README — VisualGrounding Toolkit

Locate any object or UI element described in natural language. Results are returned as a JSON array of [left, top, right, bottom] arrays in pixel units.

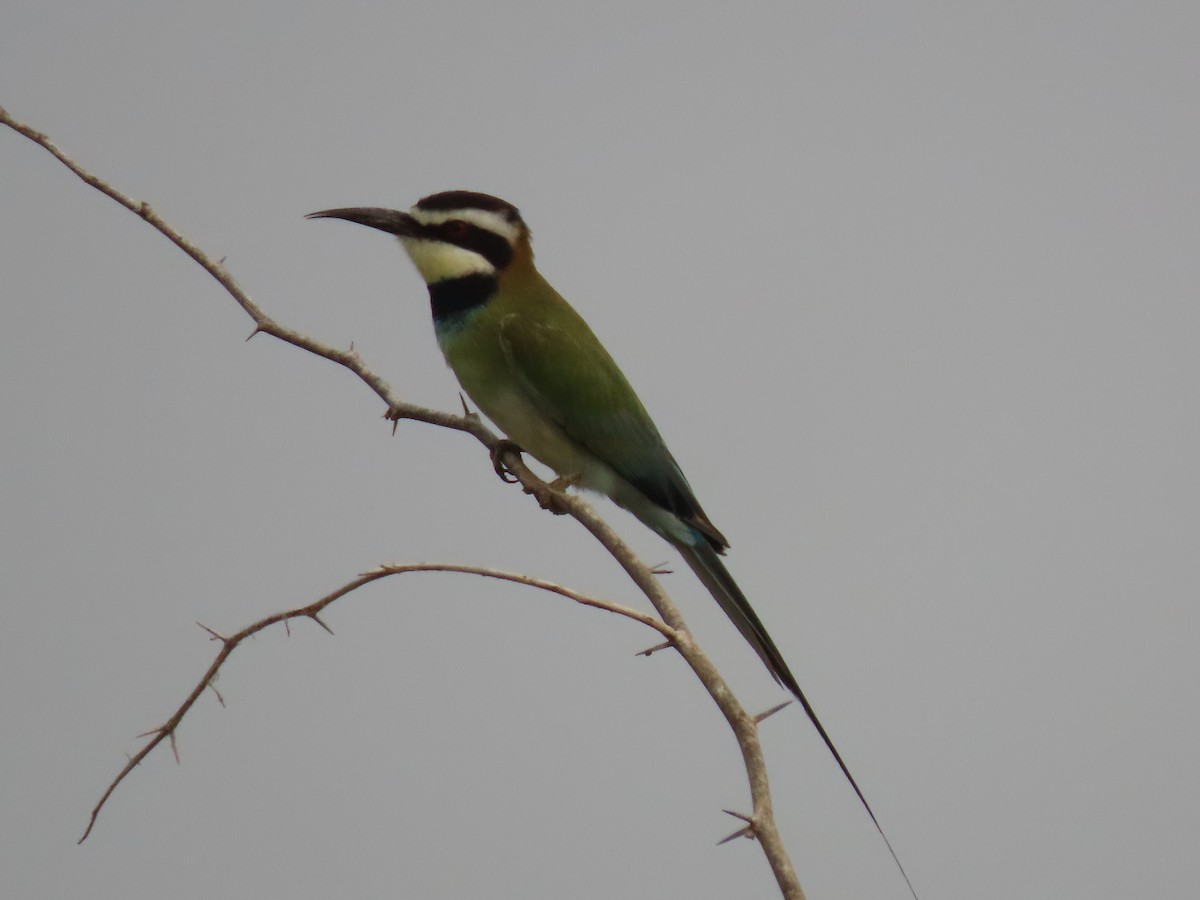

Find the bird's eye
[[442, 219, 470, 239]]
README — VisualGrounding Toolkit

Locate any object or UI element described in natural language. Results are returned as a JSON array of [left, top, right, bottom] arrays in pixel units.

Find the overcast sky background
[[2, 3, 1197, 898]]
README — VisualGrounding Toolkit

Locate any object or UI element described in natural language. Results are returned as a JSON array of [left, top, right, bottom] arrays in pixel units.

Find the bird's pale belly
[[474, 386, 618, 495]]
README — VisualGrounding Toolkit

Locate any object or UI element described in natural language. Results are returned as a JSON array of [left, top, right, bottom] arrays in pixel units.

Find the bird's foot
[[548, 472, 581, 492], [526, 472, 581, 515], [524, 480, 572, 515], [489, 439, 524, 483]]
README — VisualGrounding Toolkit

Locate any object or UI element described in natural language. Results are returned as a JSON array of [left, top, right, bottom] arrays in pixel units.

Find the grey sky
[[2, 2, 1198, 898]]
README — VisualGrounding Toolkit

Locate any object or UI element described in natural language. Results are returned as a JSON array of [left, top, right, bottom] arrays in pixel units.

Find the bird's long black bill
[[677, 541, 918, 899], [306, 207, 416, 236]]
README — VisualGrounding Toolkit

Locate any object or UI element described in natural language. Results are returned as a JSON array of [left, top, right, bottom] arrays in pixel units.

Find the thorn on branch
[[245, 325, 261, 342], [718, 824, 756, 845], [169, 731, 180, 764], [636, 640, 674, 658], [754, 700, 792, 724], [383, 404, 406, 435], [206, 681, 226, 707], [718, 809, 758, 845], [309, 611, 334, 635], [196, 622, 228, 644]]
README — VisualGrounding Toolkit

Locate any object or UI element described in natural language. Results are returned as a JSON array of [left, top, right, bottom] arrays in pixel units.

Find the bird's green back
[[451, 266, 725, 549]]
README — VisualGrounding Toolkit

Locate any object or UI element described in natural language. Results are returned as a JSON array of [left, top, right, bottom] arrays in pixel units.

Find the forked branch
[[2, 105, 805, 900]]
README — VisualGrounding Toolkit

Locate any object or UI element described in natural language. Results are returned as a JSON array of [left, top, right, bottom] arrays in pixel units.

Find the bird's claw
[[524, 481, 572, 515], [489, 442, 574, 514], [526, 472, 581, 515], [548, 472, 581, 492], [490, 439, 523, 483]]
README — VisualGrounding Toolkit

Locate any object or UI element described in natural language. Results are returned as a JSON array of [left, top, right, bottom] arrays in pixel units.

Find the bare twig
[[3, 106, 806, 900]]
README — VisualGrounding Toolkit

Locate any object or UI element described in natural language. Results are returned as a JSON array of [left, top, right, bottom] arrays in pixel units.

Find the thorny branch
[[77, 563, 674, 844], [2, 105, 806, 900]]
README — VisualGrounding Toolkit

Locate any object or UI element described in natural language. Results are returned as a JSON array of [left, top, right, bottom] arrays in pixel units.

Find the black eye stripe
[[428, 221, 514, 270]]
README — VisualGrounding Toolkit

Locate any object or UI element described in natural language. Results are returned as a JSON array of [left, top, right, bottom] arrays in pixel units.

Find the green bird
[[308, 192, 906, 877]]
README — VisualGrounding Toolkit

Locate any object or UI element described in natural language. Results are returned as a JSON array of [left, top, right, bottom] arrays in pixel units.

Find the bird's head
[[308, 190, 531, 285]]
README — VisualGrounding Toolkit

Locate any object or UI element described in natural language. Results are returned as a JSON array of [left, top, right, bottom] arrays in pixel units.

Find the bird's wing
[[498, 313, 724, 547]]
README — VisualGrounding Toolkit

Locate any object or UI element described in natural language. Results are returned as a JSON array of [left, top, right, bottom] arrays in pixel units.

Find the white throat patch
[[400, 237, 494, 283]]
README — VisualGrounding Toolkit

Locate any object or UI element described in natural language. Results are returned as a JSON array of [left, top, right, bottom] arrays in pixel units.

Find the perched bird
[[308, 193, 908, 886]]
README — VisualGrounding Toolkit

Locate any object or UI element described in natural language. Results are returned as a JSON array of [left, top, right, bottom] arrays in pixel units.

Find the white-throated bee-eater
[[309, 192, 912, 892]]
